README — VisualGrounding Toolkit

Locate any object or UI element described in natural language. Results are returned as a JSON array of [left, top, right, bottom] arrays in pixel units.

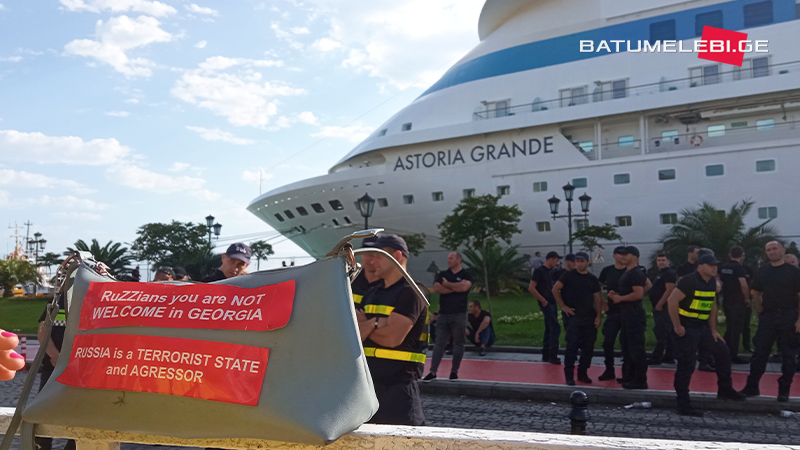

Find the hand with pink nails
[[0, 330, 25, 380]]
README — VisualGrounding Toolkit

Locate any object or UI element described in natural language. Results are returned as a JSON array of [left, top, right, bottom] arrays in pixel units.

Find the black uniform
[[202, 269, 226, 282], [719, 260, 749, 360], [351, 270, 381, 306], [531, 265, 560, 361], [649, 267, 678, 363], [558, 269, 601, 376], [742, 264, 755, 350], [676, 262, 698, 279], [617, 267, 648, 386], [359, 277, 428, 425], [744, 263, 800, 396], [598, 265, 626, 371], [673, 272, 734, 410]]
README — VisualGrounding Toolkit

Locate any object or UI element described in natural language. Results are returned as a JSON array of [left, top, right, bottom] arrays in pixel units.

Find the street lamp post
[[547, 183, 591, 254], [357, 193, 376, 229], [26, 232, 46, 295], [205, 215, 222, 244]]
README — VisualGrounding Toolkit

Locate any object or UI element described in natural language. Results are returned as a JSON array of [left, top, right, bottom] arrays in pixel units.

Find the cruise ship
[[248, 0, 800, 279]]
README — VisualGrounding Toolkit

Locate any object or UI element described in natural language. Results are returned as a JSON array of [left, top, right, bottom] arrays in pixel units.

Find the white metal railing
[[0, 407, 791, 450], [472, 60, 800, 121]]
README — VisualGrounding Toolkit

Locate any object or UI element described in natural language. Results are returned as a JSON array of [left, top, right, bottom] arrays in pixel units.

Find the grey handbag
[[8, 231, 380, 446]]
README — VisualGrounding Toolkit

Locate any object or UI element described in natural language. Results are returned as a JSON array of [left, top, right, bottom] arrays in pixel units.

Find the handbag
[[5, 230, 381, 447]]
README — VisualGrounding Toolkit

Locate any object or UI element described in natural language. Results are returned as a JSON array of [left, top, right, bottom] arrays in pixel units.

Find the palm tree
[[65, 239, 134, 279], [249, 240, 274, 271], [462, 244, 529, 297], [658, 200, 778, 266], [0, 258, 41, 297]]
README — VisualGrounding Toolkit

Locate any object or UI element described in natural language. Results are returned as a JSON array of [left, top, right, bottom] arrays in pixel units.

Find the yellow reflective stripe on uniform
[[420, 332, 429, 342], [352, 294, 363, 304], [679, 309, 710, 320], [363, 347, 426, 363], [55, 310, 67, 321], [694, 290, 715, 297], [689, 298, 714, 311], [363, 304, 395, 315]]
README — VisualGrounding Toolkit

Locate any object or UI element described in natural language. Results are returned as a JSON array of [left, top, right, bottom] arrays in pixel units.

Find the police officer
[[676, 245, 700, 279], [719, 246, 751, 364], [528, 251, 561, 364], [356, 234, 428, 425], [649, 252, 677, 365], [351, 235, 381, 306], [552, 252, 602, 386], [740, 241, 800, 402], [608, 246, 649, 390], [598, 246, 627, 381], [668, 254, 745, 416]]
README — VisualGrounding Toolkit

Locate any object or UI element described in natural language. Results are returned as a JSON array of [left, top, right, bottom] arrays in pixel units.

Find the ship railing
[[472, 60, 800, 121], [645, 119, 800, 155]]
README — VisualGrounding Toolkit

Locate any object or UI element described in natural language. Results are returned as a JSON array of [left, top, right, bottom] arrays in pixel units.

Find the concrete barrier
[[2, 407, 798, 450]]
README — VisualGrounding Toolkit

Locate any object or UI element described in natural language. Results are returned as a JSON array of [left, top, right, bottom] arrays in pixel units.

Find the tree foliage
[[399, 233, 426, 257], [462, 244, 529, 297], [570, 223, 622, 256], [438, 195, 523, 250], [65, 239, 134, 279], [0, 259, 41, 296], [249, 240, 275, 271], [658, 200, 778, 266], [131, 221, 210, 265], [38, 252, 64, 270]]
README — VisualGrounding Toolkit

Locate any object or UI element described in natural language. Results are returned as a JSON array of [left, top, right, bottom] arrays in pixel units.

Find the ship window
[[379, 129, 387, 136], [403, 195, 414, 204], [618, 136, 634, 147], [533, 181, 548, 192], [658, 169, 676, 180], [758, 206, 777, 219], [343, 216, 352, 224], [332, 218, 340, 226], [575, 219, 588, 231], [311, 203, 325, 213], [708, 125, 725, 137], [744, 1, 773, 28], [756, 119, 775, 130], [497, 185, 510, 196], [753, 57, 770, 77], [612, 80, 627, 99], [572, 178, 587, 188], [537, 222, 551, 232], [560, 86, 587, 107], [329, 199, 344, 210], [577, 141, 593, 153], [283, 210, 295, 219], [613, 173, 630, 185], [756, 159, 775, 172], [274, 213, 284, 222], [296, 206, 309, 216], [661, 213, 679, 225], [495, 100, 508, 118], [662, 130, 678, 139], [463, 189, 475, 199], [432, 191, 444, 201], [703, 65, 720, 85], [616, 216, 633, 227], [649, 19, 676, 43], [401, 123, 412, 132], [377, 198, 388, 207], [695, 10, 723, 36], [706, 164, 725, 176]]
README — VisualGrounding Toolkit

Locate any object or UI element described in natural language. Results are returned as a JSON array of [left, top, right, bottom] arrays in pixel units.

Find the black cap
[[613, 246, 627, 255], [565, 253, 576, 262], [155, 267, 175, 277], [361, 235, 379, 248], [698, 247, 715, 258], [173, 267, 187, 279], [575, 251, 590, 261], [226, 243, 252, 264], [545, 251, 560, 259], [625, 246, 640, 258], [698, 254, 721, 266], [375, 234, 409, 258]]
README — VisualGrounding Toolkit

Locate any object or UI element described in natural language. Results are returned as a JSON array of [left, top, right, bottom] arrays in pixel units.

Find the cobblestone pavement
[[2, 374, 799, 449]]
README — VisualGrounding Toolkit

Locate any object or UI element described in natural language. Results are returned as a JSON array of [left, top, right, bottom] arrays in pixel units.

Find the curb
[[417, 379, 800, 414]]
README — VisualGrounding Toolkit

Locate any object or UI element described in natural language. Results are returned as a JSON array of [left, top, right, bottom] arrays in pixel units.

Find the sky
[[0, 0, 484, 271]]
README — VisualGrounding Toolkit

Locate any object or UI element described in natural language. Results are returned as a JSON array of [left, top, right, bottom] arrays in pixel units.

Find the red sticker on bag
[[78, 280, 295, 331], [57, 334, 269, 406]]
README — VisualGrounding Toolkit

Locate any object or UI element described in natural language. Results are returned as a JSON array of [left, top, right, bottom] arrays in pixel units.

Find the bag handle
[[352, 247, 430, 307]]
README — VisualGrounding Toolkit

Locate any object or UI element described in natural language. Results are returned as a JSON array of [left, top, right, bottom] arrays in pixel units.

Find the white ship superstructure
[[248, 0, 800, 278]]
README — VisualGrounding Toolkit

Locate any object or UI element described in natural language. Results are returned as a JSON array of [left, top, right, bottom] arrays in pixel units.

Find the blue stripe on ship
[[421, 0, 797, 97]]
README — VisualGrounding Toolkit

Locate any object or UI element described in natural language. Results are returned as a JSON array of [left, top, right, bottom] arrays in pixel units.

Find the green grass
[[0, 297, 50, 334], [429, 292, 753, 350]]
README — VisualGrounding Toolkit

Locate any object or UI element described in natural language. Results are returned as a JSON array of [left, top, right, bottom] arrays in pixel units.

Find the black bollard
[[568, 390, 589, 435]]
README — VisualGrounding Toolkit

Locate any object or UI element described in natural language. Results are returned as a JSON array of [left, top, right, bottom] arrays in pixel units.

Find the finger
[[0, 331, 19, 351], [0, 366, 16, 381], [0, 350, 25, 372]]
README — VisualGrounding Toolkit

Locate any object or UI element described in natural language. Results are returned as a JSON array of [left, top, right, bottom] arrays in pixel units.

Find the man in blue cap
[[351, 235, 381, 306], [203, 243, 251, 282], [529, 251, 562, 364], [597, 246, 628, 381], [608, 246, 649, 389]]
